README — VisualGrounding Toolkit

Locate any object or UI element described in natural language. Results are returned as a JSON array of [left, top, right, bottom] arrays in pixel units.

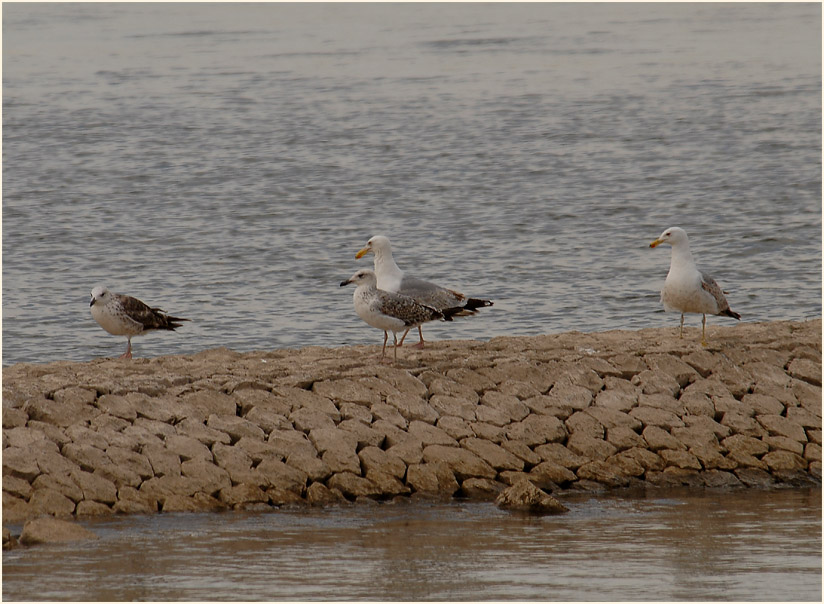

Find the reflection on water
[[3, 488, 821, 601]]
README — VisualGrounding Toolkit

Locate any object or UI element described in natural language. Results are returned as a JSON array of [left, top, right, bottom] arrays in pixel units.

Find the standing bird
[[89, 286, 189, 359], [355, 235, 492, 348], [340, 269, 460, 363], [649, 227, 740, 345]]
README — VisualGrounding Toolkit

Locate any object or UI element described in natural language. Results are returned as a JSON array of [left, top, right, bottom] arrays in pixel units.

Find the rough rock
[[495, 479, 569, 514], [0, 319, 819, 523], [19, 517, 98, 545]]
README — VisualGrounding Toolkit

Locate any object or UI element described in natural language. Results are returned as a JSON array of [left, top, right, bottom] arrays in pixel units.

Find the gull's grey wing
[[398, 274, 467, 311], [375, 289, 444, 327], [700, 272, 732, 313]]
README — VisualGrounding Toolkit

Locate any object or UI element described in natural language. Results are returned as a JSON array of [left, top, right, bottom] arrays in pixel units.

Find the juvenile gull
[[355, 235, 492, 348], [340, 269, 460, 363], [649, 227, 740, 345], [89, 286, 189, 359]]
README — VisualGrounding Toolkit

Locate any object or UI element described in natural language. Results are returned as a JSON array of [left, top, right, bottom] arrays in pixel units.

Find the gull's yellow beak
[[649, 238, 662, 248], [355, 246, 370, 259]]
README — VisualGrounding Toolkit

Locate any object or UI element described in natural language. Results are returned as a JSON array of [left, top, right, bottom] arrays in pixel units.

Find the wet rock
[[460, 477, 505, 500], [577, 461, 631, 487], [701, 470, 743, 488], [20, 517, 98, 545], [734, 468, 775, 488], [495, 479, 568, 514]]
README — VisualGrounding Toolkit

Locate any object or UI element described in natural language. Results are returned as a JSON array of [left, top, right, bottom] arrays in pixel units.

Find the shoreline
[[3, 319, 821, 529]]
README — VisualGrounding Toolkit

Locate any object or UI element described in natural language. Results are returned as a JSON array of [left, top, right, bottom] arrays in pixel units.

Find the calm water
[[2, 488, 821, 601], [2, 3, 821, 366]]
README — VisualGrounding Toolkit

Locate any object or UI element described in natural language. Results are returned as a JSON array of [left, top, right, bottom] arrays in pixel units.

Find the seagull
[[89, 286, 189, 359], [340, 269, 461, 363], [649, 227, 740, 345], [355, 235, 492, 348]]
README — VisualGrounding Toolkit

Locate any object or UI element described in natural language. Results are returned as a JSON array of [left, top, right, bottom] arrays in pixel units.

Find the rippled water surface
[[2, 3, 821, 365], [2, 488, 821, 601]]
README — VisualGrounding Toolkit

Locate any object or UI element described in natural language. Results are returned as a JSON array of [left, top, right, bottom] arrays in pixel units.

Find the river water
[[2, 3, 821, 366], [2, 487, 821, 601]]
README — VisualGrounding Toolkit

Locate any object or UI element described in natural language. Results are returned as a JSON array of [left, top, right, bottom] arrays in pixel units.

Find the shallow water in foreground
[[3, 487, 821, 601]]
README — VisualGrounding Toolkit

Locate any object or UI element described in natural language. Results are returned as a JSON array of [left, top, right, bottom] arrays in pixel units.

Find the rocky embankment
[[3, 320, 821, 527]]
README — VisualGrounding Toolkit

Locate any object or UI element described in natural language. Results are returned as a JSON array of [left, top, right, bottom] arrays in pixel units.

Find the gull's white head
[[650, 226, 689, 248], [355, 235, 392, 259], [90, 285, 111, 307], [340, 268, 378, 288]]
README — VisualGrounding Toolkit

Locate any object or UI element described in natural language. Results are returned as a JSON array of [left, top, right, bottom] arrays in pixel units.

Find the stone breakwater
[[2, 320, 821, 524]]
